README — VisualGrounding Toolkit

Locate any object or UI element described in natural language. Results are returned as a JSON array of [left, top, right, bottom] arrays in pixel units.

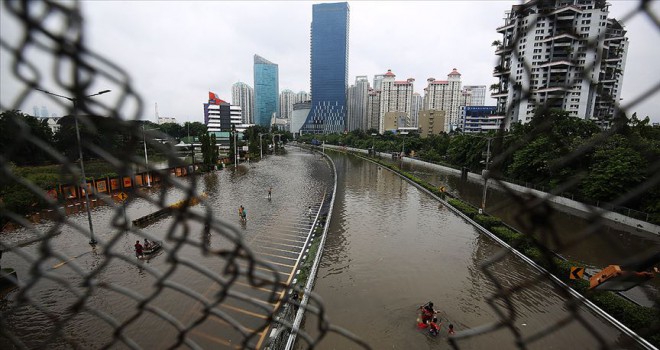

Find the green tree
[[0, 110, 54, 165], [506, 110, 600, 187], [184, 121, 207, 138], [581, 135, 647, 202], [159, 122, 184, 140]]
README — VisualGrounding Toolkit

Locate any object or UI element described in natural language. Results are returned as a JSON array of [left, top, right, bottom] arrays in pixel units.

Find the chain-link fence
[[1, 0, 659, 349]]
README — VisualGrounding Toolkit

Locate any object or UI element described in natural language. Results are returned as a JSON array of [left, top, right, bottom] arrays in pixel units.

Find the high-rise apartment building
[[493, 0, 628, 127], [347, 76, 369, 131], [232, 82, 254, 124], [253, 54, 279, 127], [461, 85, 487, 107], [378, 69, 414, 134], [367, 89, 381, 132], [423, 68, 462, 130], [295, 91, 310, 104], [302, 2, 350, 134], [411, 92, 423, 128], [279, 89, 296, 120], [373, 74, 386, 91]]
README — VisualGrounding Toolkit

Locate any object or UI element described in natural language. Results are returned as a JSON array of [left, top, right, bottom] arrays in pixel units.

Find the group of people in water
[[417, 302, 455, 337], [134, 238, 157, 258], [238, 205, 247, 222]]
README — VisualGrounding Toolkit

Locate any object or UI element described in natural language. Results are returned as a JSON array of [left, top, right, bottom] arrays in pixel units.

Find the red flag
[[208, 91, 226, 105]]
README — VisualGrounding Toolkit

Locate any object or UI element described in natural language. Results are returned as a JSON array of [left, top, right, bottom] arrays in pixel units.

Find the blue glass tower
[[253, 54, 279, 127], [302, 2, 350, 134]]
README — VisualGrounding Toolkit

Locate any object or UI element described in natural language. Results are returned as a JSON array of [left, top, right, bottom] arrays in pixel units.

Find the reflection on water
[[392, 159, 660, 307], [304, 152, 641, 349]]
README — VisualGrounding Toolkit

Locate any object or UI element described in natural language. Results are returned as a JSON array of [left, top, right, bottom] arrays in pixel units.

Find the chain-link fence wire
[[0, 1, 369, 349], [1, 0, 660, 349], [444, 0, 660, 348]]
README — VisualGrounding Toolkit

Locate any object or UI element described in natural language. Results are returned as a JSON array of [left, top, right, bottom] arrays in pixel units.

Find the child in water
[[428, 317, 441, 336], [448, 324, 455, 335]]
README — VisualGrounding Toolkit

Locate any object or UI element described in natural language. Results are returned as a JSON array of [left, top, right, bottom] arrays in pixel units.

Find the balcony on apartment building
[[493, 65, 511, 77], [495, 45, 513, 55], [491, 89, 509, 98], [542, 31, 579, 43]]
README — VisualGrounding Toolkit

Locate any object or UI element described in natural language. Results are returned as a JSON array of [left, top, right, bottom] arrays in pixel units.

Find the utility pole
[[142, 124, 151, 187], [36, 88, 111, 246], [234, 130, 238, 168], [480, 137, 493, 214]]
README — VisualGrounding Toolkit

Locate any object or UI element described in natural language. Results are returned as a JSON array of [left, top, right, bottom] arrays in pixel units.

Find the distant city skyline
[[1, 1, 657, 124]]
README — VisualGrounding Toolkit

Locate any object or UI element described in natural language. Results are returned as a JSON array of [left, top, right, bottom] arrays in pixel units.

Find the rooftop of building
[[254, 54, 277, 66]]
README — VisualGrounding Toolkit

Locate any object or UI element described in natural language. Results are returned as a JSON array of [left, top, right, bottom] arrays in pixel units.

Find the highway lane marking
[[253, 245, 300, 256], [252, 236, 305, 245], [232, 262, 291, 277], [263, 230, 308, 238], [50, 251, 92, 270], [206, 285, 278, 308], [220, 304, 268, 319], [205, 315, 258, 334], [259, 259, 295, 269], [190, 329, 235, 347], [256, 251, 298, 262], [250, 240, 303, 250]]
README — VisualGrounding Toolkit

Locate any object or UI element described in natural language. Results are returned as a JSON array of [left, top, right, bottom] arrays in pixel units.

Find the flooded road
[[0, 148, 332, 349], [392, 158, 660, 307], [0, 147, 652, 349], [304, 151, 644, 349]]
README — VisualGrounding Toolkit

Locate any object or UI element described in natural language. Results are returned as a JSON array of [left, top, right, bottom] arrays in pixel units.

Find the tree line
[[300, 110, 660, 224]]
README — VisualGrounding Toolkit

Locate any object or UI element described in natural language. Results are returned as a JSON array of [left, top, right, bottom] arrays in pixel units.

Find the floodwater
[[303, 152, 645, 349], [0, 147, 652, 349], [393, 158, 660, 307], [0, 148, 332, 349]]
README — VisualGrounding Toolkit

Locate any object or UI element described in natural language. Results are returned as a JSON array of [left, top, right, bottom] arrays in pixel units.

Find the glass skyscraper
[[302, 2, 350, 134], [253, 54, 279, 127]]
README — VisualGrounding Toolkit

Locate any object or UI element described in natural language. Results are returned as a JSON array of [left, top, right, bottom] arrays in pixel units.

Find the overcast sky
[[1, 1, 659, 124]]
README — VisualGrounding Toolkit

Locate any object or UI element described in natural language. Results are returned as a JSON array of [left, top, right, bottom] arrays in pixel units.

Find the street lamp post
[[400, 131, 409, 158], [142, 125, 151, 187], [36, 88, 111, 246], [234, 130, 238, 168], [480, 137, 493, 214], [259, 133, 264, 159], [371, 133, 377, 156]]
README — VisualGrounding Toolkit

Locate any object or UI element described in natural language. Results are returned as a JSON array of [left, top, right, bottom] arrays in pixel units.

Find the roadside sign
[[117, 192, 128, 202], [570, 266, 584, 280]]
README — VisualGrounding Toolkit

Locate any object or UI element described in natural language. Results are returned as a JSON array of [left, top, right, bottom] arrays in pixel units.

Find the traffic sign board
[[570, 266, 584, 280], [117, 192, 128, 202]]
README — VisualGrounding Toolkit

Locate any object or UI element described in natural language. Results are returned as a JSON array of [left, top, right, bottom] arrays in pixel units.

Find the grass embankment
[[294, 217, 325, 289], [350, 151, 659, 347]]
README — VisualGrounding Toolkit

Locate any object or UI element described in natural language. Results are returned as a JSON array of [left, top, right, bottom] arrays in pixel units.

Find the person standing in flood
[[135, 240, 143, 258]]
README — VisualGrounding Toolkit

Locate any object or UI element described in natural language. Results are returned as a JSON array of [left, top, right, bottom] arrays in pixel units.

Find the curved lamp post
[[36, 88, 111, 246]]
